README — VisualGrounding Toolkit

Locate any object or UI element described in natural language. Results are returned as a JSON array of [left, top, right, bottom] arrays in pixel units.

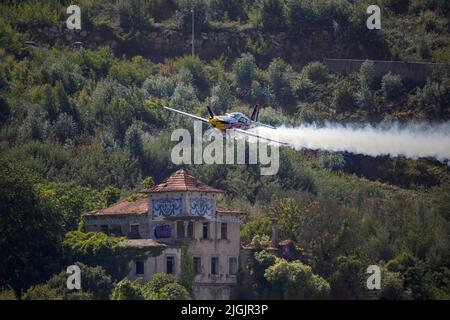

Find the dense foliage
[[0, 0, 449, 300]]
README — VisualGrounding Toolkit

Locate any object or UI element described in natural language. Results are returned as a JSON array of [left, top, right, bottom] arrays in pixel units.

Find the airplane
[[162, 104, 288, 145]]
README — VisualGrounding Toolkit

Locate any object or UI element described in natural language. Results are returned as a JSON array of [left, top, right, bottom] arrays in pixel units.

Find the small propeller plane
[[163, 104, 288, 145]]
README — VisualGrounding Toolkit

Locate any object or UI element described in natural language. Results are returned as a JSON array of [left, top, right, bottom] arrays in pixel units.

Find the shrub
[[177, 0, 207, 32], [20, 104, 50, 141], [318, 151, 345, 171], [142, 75, 175, 98], [0, 18, 26, 56], [356, 83, 375, 110], [145, 273, 176, 293], [257, 106, 289, 126], [359, 60, 377, 89], [285, 0, 317, 37], [250, 80, 269, 105], [118, 0, 153, 31], [43, 54, 85, 94], [381, 72, 404, 101], [264, 258, 331, 299], [240, 218, 272, 243], [295, 77, 314, 102], [176, 55, 210, 99], [0, 287, 16, 300], [80, 47, 114, 80], [267, 58, 294, 108], [209, 0, 246, 21], [46, 262, 113, 300], [54, 113, 78, 143], [301, 62, 329, 83], [417, 38, 432, 60], [416, 79, 450, 116], [260, 0, 286, 32], [169, 83, 199, 112], [385, 0, 410, 15], [111, 279, 144, 300], [109, 56, 153, 87], [125, 123, 144, 158], [22, 284, 62, 300], [208, 77, 233, 113], [332, 79, 356, 113], [158, 283, 191, 300], [233, 53, 257, 98]]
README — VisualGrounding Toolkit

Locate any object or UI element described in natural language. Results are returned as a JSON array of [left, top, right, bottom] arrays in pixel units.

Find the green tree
[[101, 186, 121, 206], [0, 158, 63, 292], [267, 58, 294, 109], [301, 62, 329, 83], [22, 284, 63, 300], [176, 55, 210, 99], [332, 79, 356, 113], [381, 72, 404, 102], [0, 286, 16, 300], [118, 0, 153, 31], [158, 283, 191, 300], [208, 77, 233, 114], [180, 245, 195, 292], [125, 123, 144, 158], [265, 258, 330, 299], [111, 278, 144, 300], [63, 231, 165, 280], [260, 0, 286, 32], [177, 0, 207, 32], [379, 270, 411, 300], [233, 53, 257, 99], [330, 254, 367, 299], [359, 60, 377, 89], [46, 262, 113, 300], [210, 0, 246, 21]]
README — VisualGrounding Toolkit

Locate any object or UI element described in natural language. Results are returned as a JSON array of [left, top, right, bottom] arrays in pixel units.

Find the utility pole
[[191, 7, 195, 56]]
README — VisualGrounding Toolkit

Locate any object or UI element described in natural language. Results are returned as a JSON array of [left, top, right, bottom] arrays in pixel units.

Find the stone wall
[[31, 23, 354, 68]]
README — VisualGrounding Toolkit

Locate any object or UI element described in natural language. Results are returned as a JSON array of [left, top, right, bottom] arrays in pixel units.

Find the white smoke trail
[[249, 122, 450, 162]]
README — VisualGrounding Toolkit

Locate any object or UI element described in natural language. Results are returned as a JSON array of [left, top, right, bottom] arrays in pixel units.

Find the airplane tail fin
[[250, 104, 261, 121], [207, 106, 215, 119]]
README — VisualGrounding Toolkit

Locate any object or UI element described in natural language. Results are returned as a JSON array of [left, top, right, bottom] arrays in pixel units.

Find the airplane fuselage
[[208, 112, 253, 131]]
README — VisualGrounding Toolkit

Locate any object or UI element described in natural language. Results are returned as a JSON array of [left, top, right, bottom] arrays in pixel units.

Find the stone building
[[82, 169, 244, 300]]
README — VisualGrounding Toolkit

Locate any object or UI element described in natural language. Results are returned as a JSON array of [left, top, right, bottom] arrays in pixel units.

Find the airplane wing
[[232, 128, 288, 146], [163, 106, 209, 124]]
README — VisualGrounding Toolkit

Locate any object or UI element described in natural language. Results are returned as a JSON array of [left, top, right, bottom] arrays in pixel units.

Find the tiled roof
[[216, 207, 245, 215], [82, 197, 148, 217], [143, 169, 224, 194]]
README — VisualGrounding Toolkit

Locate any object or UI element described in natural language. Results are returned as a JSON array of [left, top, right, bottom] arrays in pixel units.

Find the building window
[[202, 223, 209, 240], [135, 260, 144, 275], [229, 257, 238, 275], [187, 221, 194, 238], [193, 257, 201, 274], [166, 256, 174, 274], [109, 225, 122, 236], [100, 225, 109, 234], [211, 257, 219, 275], [221, 223, 228, 240], [176, 221, 185, 239], [129, 224, 140, 239]]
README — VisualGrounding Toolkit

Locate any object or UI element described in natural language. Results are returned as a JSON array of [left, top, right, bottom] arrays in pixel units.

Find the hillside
[[0, 0, 449, 300]]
